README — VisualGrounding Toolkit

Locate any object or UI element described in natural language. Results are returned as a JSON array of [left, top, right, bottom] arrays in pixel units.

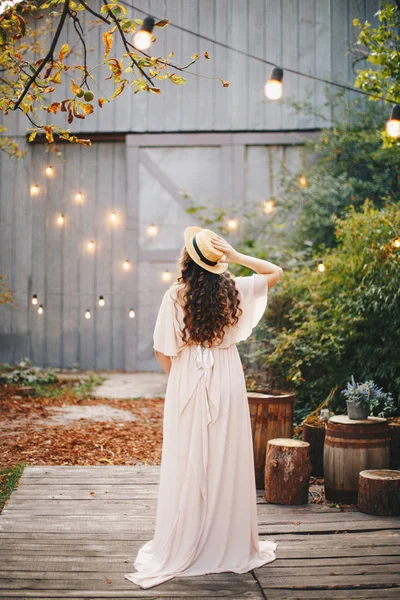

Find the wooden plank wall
[[0, 0, 381, 138]]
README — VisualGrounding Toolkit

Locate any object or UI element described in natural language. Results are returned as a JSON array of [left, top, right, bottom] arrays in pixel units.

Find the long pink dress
[[124, 273, 277, 588]]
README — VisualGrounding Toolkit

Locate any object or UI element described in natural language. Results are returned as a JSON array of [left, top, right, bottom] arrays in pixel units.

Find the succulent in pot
[[341, 375, 393, 420]]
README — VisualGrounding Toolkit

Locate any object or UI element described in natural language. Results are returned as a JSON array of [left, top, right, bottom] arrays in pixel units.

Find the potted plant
[[341, 375, 394, 420]]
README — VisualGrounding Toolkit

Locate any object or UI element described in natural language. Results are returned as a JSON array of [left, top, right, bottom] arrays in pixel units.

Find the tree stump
[[358, 470, 400, 516], [264, 438, 312, 505], [302, 422, 326, 477]]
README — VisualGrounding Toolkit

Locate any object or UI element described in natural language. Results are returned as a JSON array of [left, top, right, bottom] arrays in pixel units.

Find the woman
[[124, 226, 283, 589]]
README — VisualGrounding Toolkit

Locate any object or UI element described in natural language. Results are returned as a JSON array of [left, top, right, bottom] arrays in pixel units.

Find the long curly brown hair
[[174, 247, 243, 347]]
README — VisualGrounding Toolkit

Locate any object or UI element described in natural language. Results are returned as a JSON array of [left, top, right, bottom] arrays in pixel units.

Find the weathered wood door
[[126, 132, 308, 371]]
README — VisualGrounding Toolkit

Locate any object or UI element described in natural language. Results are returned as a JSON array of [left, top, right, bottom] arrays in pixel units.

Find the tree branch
[[101, 0, 154, 87], [78, 0, 111, 25], [13, 0, 70, 110]]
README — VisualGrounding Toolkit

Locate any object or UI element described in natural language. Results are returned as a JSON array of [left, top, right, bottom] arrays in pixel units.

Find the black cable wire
[[120, 0, 398, 106]]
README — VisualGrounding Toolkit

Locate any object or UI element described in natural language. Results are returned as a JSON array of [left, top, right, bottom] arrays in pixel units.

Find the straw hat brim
[[184, 226, 229, 274]]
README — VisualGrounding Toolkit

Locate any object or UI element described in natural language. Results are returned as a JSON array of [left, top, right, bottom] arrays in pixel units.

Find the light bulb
[[393, 238, 400, 248], [38, 304, 44, 314], [317, 260, 325, 272], [45, 165, 54, 177], [57, 213, 65, 225], [75, 192, 83, 202], [31, 294, 38, 305], [110, 211, 117, 222], [386, 104, 400, 139], [30, 184, 39, 196], [133, 30, 153, 50], [87, 240, 95, 250], [386, 119, 400, 139], [129, 308, 136, 318], [227, 218, 238, 230], [85, 309, 91, 319], [263, 199, 275, 214], [147, 224, 159, 237], [162, 270, 172, 282], [264, 66, 283, 100], [299, 176, 307, 188], [98, 295, 105, 306], [123, 259, 131, 270]]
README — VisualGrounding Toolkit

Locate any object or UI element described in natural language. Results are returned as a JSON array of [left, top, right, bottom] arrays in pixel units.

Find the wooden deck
[[0, 465, 399, 599]]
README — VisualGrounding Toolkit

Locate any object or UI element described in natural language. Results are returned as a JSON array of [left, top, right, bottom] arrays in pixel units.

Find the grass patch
[[0, 463, 25, 513]]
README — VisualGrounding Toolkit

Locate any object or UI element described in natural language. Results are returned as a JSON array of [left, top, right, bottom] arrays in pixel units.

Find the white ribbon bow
[[195, 345, 214, 424]]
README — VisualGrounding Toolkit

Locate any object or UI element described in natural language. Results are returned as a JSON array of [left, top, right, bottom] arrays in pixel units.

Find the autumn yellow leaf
[[219, 77, 230, 87], [154, 19, 170, 28], [47, 102, 61, 114], [58, 43, 69, 62], [103, 30, 114, 61], [110, 82, 125, 100], [28, 131, 37, 142], [148, 87, 161, 94], [203, 52, 210, 59]]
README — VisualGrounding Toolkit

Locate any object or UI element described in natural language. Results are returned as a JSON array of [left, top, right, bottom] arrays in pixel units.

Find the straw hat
[[184, 226, 228, 274]]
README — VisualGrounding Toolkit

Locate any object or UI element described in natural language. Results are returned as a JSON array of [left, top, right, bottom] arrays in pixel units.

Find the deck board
[[0, 466, 399, 598]]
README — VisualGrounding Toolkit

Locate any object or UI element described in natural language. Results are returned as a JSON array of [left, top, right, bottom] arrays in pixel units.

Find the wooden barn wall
[[0, 0, 381, 138], [0, 133, 309, 370]]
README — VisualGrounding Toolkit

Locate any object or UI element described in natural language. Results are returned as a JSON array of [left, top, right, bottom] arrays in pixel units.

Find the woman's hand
[[210, 234, 239, 264]]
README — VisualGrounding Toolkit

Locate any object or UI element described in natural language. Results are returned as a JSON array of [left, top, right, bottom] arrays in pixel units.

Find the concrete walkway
[[93, 371, 168, 399]]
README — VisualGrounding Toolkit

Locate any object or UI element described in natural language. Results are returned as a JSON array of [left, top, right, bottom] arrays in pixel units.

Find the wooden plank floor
[[0, 466, 399, 599]]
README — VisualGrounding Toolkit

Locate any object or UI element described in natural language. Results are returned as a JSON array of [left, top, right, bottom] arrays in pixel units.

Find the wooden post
[[302, 422, 325, 477], [358, 470, 400, 516], [264, 438, 312, 505]]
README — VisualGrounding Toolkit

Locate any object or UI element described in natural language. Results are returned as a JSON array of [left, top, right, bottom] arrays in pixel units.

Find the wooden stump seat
[[264, 438, 311, 505], [358, 469, 400, 516]]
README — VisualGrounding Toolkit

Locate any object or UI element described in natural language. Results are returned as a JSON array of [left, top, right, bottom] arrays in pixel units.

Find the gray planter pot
[[346, 399, 369, 420]]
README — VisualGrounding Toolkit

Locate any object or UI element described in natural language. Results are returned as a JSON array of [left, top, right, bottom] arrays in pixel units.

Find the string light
[[317, 259, 325, 272], [264, 67, 283, 100], [129, 308, 136, 318], [45, 165, 54, 177], [110, 211, 117, 223], [146, 224, 159, 237], [30, 184, 39, 196], [386, 104, 400, 139], [162, 270, 172, 282], [123, 259, 131, 270], [98, 295, 105, 306], [263, 199, 275, 214], [227, 218, 238, 230], [85, 309, 91, 319], [31, 294, 38, 305], [393, 237, 400, 248], [38, 304, 44, 314], [87, 240, 95, 250], [75, 192, 83, 202], [57, 213, 65, 225], [133, 15, 155, 50], [299, 176, 308, 188]]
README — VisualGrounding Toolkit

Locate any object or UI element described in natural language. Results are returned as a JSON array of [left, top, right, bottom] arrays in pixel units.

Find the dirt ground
[[0, 380, 164, 468]]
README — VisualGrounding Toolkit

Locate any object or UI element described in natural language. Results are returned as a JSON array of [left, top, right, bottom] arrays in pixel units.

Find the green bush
[[252, 200, 400, 414]]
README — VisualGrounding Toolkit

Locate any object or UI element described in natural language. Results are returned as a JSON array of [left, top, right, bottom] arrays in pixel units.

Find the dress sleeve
[[153, 288, 182, 357], [231, 273, 268, 343]]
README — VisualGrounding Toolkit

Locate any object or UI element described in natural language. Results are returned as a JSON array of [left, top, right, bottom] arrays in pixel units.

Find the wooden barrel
[[302, 422, 326, 477], [324, 415, 391, 503], [248, 392, 294, 489]]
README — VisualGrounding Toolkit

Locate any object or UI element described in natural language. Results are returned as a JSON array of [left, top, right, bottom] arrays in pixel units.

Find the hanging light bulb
[[299, 176, 308, 188], [87, 240, 95, 250], [133, 15, 155, 51], [263, 199, 275, 214], [110, 211, 117, 223], [129, 308, 136, 318], [30, 184, 39, 196], [393, 237, 400, 248], [98, 295, 105, 307], [386, 104, 400, 139], [31, 294, 38, 305], [227, 218, 238, 230], [317, 259, 325, 272], [123, 259, 131, 270], [162, 270, 172, 282], [75, 192, 83, 202], [85, 309, 91, 319], [147, 224, 159, 237], [57, 213, 65, 225], [38, 304, 44, 314], [264, 67, 283, 100], [45, 165, 54, 177]]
